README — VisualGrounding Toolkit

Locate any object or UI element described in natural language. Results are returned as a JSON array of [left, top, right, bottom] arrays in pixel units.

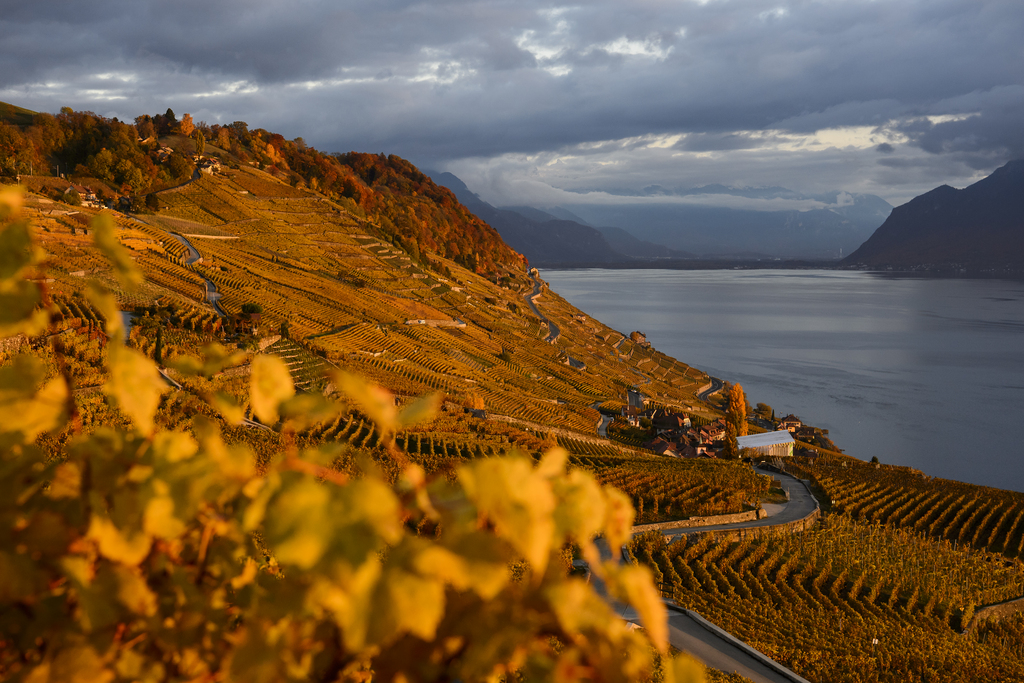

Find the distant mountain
[[554, 188, 892, 260], [843, 160, 1024, 271], [426, 172, 693, 265]]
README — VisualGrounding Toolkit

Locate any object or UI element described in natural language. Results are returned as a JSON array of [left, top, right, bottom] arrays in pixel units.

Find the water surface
[[543, 269, 1024, 492]]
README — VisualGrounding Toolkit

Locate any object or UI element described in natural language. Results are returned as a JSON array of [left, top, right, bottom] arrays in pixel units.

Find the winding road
[[662, 467, 818, 543], [697, 376, 724, 401], [524, 275, 560, 343], [167, 233, 226, 317]]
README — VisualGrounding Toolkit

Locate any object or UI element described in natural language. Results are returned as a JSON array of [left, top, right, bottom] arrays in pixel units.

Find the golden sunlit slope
[[25, 164, 715, 436]]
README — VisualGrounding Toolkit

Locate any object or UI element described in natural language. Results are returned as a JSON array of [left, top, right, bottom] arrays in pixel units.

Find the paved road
[[662, 468, 818, 543], [697, 376, 724, 401], [167, 233, 226, 316], [524, 275, 560, 343]]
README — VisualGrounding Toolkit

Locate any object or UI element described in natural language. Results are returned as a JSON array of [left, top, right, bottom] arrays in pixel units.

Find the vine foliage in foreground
[[0, 187, 703, 682]]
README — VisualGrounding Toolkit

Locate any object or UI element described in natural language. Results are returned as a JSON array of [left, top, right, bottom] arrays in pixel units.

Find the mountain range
[[425, 171, 694, 266], [429, 171, 894, 263], [844, 159, 1024, 271]]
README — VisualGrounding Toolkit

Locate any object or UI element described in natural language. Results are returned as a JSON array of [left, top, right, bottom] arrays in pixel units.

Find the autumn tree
[[727, 383, 748, 436], [179, 112, 194, 137]]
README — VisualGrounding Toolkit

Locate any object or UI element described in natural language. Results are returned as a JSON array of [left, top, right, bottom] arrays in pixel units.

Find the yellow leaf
[[143, 494, 187, 540], [92, 213, 143, 290], [230, 558, 259, 589], [552, 468, 606, 543], [665, 653, 706, 683], [85, 282, 124, 341], [280, 392, 343, 431], [105, 344, 168, 435], [48, 645, 115, 683], [109, 564, 158, 616], [46, 462, 82, 499], [151, 430, 198, 463], [608, 563, 668, 653], [211, 390, 244, 425], [88, 515, 152, 566], [0, 355, 68, 441], [0, 280, 48, 338], [334, 371, 397, 434], [602, 485, 635, 553], [251, 354, 294, 425], [0, 214, 40, 282], [0, 184, 24, 219], [536, 447, 568, 479], [458, 456, 556, 576], [396, 392, 440, 429]]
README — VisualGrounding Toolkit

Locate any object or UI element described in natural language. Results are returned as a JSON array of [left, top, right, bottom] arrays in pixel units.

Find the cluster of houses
[[620, 388, 800, 459]]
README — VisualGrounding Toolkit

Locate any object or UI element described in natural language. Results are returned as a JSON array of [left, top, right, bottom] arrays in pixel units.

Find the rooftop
[[737, 430, 796, 448]]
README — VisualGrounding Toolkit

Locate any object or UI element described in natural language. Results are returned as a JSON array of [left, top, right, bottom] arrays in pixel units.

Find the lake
[[542, 269, 1024, 493]]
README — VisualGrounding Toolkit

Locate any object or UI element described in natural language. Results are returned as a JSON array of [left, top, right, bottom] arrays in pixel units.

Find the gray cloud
[[0, 0, 1020, 204]]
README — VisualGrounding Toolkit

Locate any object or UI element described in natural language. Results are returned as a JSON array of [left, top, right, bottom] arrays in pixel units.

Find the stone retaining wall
[[633, 509, 767, 533], [686, 506, 821, 544]]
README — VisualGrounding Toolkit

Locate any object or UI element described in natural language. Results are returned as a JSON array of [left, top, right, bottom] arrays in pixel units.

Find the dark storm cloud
[[1, 0, 1021, 201]]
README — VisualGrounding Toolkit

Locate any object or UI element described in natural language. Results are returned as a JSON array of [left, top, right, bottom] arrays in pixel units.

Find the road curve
[[661, 467, 818, 543], [697, 376, 724, 401], [167, 233, 226, 317], [524, 275, 560, 343]]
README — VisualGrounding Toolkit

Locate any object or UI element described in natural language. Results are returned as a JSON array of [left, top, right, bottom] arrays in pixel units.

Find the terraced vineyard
[[633, 513, 1024, 682], [791, 458, 1024, 558]]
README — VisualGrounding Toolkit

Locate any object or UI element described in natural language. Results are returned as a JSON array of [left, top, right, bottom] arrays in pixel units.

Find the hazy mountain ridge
[[844, 159, 1024, 270], [427, 171, 693, 264]]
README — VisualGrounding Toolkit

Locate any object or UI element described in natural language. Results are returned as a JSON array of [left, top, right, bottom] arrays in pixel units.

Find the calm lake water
[[542, 269, 1024, 493]]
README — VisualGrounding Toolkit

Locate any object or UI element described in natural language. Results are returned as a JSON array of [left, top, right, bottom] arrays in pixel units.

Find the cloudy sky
[[2, 0, 1021, 207]]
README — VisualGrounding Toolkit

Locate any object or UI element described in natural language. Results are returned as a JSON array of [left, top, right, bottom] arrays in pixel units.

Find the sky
[[2, 0, 1022, 208]]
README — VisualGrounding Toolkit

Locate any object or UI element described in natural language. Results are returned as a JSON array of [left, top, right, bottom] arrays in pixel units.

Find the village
[[617, 387, 834, 460]]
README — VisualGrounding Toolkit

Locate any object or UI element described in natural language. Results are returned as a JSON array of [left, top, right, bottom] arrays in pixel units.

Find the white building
[[737, 430, 795, 458]]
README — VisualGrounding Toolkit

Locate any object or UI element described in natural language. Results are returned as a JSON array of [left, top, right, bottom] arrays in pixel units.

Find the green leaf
[[250, 354, 294, 425], [105, 344, 168, 435], [92, 213, 143, 290]]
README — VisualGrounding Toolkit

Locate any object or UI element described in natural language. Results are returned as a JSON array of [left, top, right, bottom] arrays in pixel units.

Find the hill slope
[[843, 160, 1024, 270]]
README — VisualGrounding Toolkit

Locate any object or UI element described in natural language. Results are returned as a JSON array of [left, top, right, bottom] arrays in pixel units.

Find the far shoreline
[[537, 260, 1024, 279]]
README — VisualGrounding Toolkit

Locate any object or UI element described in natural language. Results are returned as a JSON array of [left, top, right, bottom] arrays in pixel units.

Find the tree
[[193, 129, 205, 157], [179, 112, 194, 137], [241, 302, 263, 315], [721, 422, 739, 459], [727, 383, 748, 436]]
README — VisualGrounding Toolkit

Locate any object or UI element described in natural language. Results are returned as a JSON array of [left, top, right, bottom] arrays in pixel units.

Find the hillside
[[844, 160, 1024, 271], [5, 104, 1024, 683]]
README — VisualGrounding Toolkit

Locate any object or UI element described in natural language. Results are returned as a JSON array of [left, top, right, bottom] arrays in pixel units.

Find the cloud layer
[[2, 0, 1021, 205]]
